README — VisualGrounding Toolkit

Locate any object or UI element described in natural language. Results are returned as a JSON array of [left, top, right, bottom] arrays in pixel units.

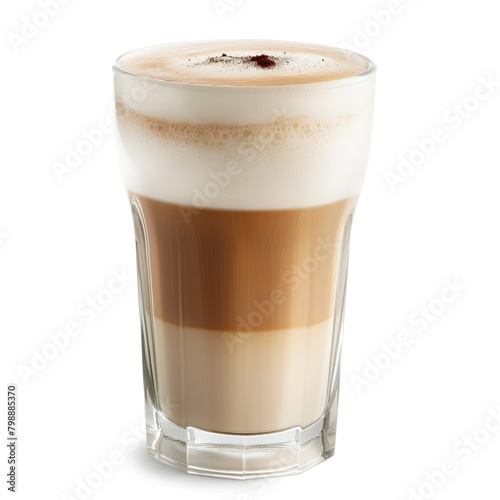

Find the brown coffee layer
[[132, 194, 356, 331]]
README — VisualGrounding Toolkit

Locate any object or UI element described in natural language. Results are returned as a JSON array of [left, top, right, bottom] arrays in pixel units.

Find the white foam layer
[[113, 41, 376, 209]]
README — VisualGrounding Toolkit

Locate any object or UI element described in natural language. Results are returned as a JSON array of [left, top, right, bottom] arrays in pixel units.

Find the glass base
[[146, 403, 338, 479]]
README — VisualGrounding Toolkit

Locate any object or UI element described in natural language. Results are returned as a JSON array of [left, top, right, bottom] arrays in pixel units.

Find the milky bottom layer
[[153, 317, 335, 434]]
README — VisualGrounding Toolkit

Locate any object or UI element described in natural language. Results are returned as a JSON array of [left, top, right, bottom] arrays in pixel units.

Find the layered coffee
[[129, 193, 355, 433], [114, 41, 375, 435]]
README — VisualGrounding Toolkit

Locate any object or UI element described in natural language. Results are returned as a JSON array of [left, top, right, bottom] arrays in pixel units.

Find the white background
[[2, 0, 500, 498]]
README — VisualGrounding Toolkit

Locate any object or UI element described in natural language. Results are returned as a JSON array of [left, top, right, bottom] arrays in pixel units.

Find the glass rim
[[112, 39, 376, 91]]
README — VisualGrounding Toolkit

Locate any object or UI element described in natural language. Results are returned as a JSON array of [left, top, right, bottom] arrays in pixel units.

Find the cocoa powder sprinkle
[[249, 54, 276, 68], [203, 53, 278, 69]]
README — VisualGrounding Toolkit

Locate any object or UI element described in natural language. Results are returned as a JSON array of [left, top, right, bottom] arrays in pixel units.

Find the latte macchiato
[[113, 40, 375, 477]]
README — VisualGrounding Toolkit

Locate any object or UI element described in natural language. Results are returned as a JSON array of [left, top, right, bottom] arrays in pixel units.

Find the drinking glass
[[113, 42, 376, 479]]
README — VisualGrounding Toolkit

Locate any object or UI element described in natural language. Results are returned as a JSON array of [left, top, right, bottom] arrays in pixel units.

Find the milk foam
[[116, 40, 369, 86], [113, 41, 376, 209]]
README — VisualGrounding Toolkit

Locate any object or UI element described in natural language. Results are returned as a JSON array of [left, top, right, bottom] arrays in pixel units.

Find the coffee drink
[[113, 40, 375, 477]]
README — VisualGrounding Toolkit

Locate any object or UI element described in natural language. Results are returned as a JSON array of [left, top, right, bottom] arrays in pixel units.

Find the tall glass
[[113, 41, 376, 479]]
